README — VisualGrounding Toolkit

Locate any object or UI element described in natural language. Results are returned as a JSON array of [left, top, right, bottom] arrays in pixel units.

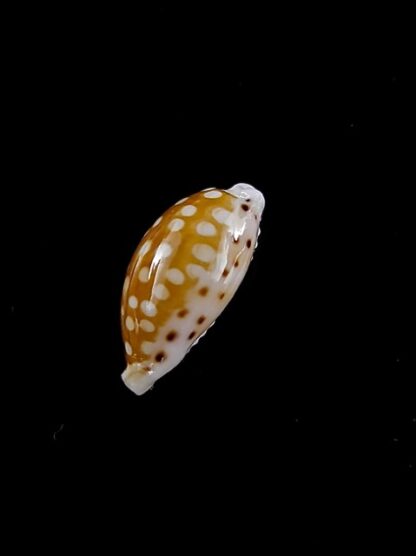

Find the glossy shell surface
[[121, 183, 265, 395]]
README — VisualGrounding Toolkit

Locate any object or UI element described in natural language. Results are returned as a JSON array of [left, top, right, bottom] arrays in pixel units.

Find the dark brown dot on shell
[[198, 287, 209, 296], [222, 269, 229, 277], [234, 259, 239, 267], [166, 331, 177, 341], [155, 351, 166, 363], [246, 239, 252, 248], [188, 331, 196, 340], [241, 204, 249, 211], [219, 292, 225, 299], [233, 236, 240, 244], [178, 309, 189, 318], [197, 316, 206, 324]]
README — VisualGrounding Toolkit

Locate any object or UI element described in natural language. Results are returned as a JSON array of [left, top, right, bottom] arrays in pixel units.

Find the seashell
[[121, 183, 265, 395]]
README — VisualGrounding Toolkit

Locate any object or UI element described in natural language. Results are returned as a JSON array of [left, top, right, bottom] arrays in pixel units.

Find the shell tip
[[121, 363, 155, 396], [227, 183, 265, 215]]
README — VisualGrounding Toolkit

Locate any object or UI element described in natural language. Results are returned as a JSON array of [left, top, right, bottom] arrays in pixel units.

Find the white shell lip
[[227, 183, 265, 216]]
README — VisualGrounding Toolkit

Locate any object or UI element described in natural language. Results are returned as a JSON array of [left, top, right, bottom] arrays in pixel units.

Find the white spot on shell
[[138, 266, 150, 283], [186, 263, 207, 279], [152, 216, 162, 228], [212, 207, 231, 224], [166, 268, 185, 285], [154, 283, 170, 300], [125, 316, 135, 331], [141, 341, 155, 355], [196, 221, 217, 236], [168, 218, 185, 232], [128, 295, 138, 309], [125, 341, 133, 356], [139, 319, 155, 333], [192, 243, 216, 263], [204, 190, 223, 199], [155, 241, 173, 259], [181, 205, 197, 217], [140, 300, 157, 317], [139, 240, 152, 257]]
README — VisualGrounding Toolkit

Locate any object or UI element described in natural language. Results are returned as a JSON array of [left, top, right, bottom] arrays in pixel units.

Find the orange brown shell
[[121, 184, 265, 395]]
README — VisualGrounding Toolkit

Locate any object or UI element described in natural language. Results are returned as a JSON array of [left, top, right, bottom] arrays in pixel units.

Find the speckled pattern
[[121, 183, 265, 395]]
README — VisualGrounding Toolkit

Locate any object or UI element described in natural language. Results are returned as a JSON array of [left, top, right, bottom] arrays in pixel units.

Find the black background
[[6, 4, 414, 544]]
